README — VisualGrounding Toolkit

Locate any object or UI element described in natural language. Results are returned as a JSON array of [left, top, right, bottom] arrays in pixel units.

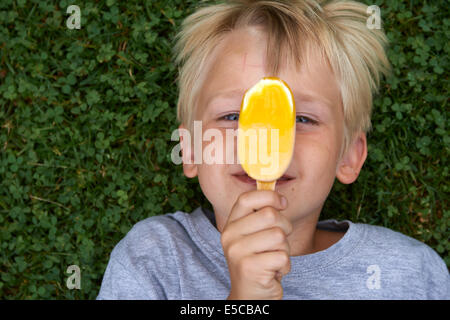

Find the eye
[[296, 115, 318, 125], [219, 113, 239, 121]]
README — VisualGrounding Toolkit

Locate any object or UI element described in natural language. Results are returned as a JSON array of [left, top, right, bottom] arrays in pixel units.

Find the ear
[[179, 124, 198, 178], [336, 132, 367, 184]]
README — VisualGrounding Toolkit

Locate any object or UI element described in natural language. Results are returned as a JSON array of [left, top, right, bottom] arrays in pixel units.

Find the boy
[[97, 0, 449, 299]]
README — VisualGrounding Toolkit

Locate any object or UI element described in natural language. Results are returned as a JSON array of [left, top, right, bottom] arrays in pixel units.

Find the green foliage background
[[0, 0, 448, 299]]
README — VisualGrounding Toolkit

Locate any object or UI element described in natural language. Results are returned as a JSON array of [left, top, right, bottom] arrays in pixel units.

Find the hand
[[221, 190, 292, 300]]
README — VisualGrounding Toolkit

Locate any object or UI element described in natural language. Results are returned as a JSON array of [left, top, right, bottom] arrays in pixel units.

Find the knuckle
[[268, 191, 279, 202], [262, 192, 279, 209], [237, 192, 251, 206], [271, 227, 286, 243], [226, 240, 241, 258], [262, 207, 278, 224], [278, 251, 290, 266], [259, 278, 283, 299], [258, 275, 272, 289]]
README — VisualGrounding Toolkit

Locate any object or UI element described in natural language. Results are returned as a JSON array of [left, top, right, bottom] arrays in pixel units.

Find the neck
[[286, 213, 320, 256]]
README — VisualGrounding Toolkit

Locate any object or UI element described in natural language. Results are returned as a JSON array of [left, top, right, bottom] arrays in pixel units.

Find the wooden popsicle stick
[[256, 180, 276, 191]]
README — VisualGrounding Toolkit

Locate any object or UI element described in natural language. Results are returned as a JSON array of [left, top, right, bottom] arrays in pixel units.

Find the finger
[[275, 271, 283, 282], [227, 190, 288, 225], [226, 206, 293, 240], [228, 227, 290, 258], [249, 250, 291, 276]]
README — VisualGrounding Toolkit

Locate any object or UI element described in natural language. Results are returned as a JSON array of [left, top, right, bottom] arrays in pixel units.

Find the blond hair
[[172, 0, 391, 158]]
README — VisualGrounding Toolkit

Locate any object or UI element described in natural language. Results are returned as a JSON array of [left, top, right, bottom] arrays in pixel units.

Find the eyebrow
[[205, 89, 245, 114], [206, 89, 245, 109], [292, 91, 333, 110]]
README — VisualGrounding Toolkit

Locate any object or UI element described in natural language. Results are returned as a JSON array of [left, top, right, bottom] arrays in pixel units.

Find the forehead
[[196, 26, 341, 117]]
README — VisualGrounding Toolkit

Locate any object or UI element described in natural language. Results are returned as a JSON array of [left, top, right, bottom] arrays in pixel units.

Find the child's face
[[181, 26, 367, 231]]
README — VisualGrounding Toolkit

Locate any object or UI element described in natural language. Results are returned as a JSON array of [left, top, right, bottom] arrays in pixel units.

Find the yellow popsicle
[[238, 77, 296, 191]]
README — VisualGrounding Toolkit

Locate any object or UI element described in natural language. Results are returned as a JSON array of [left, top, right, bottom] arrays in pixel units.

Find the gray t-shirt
[[97, 207, 449, 299]]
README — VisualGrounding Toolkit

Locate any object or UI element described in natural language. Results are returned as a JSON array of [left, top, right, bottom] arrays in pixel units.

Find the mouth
[[232, 172, 295, 186]]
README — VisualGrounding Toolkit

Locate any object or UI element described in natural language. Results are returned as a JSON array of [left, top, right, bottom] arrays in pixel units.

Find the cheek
[[225, 131, 239, 164], [200, 126, 239, 165], [197, 164, 226, 201], [293, 132, 339, 181], [196, 127, 232, 200]]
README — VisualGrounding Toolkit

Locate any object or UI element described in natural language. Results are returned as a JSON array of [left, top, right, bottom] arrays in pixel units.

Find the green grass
[[0, 0, 448, 299]]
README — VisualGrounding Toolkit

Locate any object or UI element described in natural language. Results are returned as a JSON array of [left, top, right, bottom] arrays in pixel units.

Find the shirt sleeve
[[96, 241, 167, 300], [96, 217, 181, 300], [421, 244, 450, 299]]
